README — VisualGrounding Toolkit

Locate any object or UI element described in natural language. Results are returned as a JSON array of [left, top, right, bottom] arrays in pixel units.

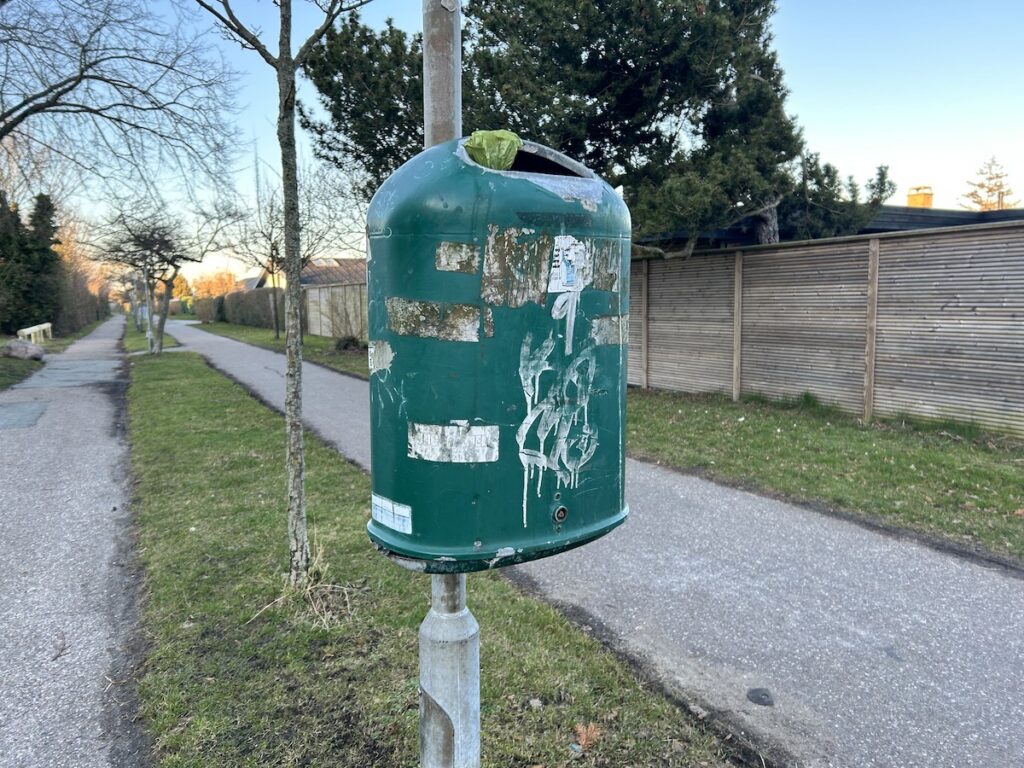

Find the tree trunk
[[134, 278, 144, 331], [277, 1, 309, 588], [271, 269, 280, 340], [142, 268, 156, 353], [154, 270, 176, 354], [754, 202, 780, 245], [127, 294, 139, 331]]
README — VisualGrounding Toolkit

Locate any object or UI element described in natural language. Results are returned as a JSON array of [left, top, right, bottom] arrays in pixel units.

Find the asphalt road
[[170, 319, 1024, 768], [0, 316, 143, 767]]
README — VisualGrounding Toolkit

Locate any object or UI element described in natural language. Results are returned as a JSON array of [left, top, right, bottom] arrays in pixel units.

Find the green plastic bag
[[464, 129, 523, 171]]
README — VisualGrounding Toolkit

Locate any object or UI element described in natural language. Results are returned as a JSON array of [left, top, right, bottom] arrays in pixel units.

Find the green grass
[[0, 318, 106, 391], [195, 321, 369, 379], [129, 352, 731, 768], [124, 320, 179, 353], [0, 354, 40, 390], [628, 389, 1024, 560]]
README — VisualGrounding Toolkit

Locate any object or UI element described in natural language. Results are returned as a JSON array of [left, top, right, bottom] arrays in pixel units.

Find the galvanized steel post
[[422, 0, 462, 146], [420, 2, 480, 767], [420, 573, 480, 767]]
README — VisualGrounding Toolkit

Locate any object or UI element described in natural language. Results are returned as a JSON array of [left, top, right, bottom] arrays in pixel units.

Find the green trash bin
[[366, 137, 630, 572]]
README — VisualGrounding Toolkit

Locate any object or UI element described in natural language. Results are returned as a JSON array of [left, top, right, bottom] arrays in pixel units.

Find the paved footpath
[[170, 319, 1024, 768], [0, 316, 143, 767]]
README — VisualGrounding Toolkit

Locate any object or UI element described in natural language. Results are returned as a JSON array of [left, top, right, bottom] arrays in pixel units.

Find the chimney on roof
[[907, 186, 933, 208]]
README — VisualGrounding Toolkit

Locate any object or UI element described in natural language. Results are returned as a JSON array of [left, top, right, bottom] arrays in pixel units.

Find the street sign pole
[[419, 3, 480, 767]]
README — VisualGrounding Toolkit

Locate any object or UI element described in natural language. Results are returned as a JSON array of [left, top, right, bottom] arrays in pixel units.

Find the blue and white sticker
[[548, 235, 590, 293], [371, 493, 412, 534]]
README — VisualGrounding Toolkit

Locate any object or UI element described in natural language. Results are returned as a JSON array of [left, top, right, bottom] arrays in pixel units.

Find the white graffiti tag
[[516, 332, 599, 526]]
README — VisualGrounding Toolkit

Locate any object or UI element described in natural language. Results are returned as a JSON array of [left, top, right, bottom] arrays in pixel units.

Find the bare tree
[[101, 204, 233, 352], [106, 266, 141, 330], [192, 0, 372, 587], [231, 154, 363, 338], [0, 133, 78, 209], [0, 0, 237, 196]]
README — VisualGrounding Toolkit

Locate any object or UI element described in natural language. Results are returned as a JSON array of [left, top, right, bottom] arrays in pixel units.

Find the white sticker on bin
[[371, 493, 412, 534], [408, 422, 500, 463]]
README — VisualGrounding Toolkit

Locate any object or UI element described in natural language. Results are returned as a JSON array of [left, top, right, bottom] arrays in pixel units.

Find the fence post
[[732, 250, 743, 402], [863, 239, 880, 422], [640, 258, 650, 388], [329, 286, 338, 338]]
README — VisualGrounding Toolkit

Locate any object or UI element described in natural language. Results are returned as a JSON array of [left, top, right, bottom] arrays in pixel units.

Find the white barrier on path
[[16, 322, 53, 345]]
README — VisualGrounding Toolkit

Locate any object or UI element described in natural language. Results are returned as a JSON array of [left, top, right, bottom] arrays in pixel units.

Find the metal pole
[[423, 0, 462, 146], [142, 265, 154, 354], [419, 573, 480, 767], [420, 3, 477, 767]]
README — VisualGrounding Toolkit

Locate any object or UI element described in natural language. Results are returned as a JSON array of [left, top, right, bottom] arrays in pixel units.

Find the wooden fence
[[304, 282, 368, 343], [629, 221, 1024, 435]]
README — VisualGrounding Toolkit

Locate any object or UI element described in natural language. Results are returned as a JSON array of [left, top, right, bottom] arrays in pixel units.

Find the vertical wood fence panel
[[628, 222, 1024, 435], [303, 283, 369, 343], [741, 242, 868, 412], [627, 259, 646, 386], [873, 229, 1024, 434], [645, 254, 734, 394]]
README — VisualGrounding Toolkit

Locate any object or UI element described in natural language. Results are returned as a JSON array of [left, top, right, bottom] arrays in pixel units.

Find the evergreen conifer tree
[[0, 192, 62, 333]]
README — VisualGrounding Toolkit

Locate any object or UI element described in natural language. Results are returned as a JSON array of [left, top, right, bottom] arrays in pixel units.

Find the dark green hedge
[[223, 288, 284, 329], [195, 295, 225, 323]]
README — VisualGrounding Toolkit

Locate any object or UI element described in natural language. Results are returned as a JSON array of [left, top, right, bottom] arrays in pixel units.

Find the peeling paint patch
[[368, 340, 395, 375], [591, 240, 624, 292], [372, 493, 412, 534], [386, 297, 479, 342], [481, 225, 552, 307], [487, 546, 517, 568], [408, 422, 500, 463], [589, 315, 627, 346], [483, 307, 494, 338], [435, 241, 478, 273]]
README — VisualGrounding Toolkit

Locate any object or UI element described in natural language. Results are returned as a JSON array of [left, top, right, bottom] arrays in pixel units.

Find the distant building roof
[[300, 258, 366, 286], [235, 275, 265, 292]]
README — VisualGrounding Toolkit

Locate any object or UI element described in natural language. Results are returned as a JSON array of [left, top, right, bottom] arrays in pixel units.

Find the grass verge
[[195, 321, 368, 379], [129, 352, 731, 767], [628, 389, 1024, 561], [0, 354, 40, 391], [124, 320, 179, 354], [0, 318, 107, 391]]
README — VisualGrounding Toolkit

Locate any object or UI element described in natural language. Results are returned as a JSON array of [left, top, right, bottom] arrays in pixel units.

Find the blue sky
[[771, 0, 1024, 208], [194, 0, 1023, 274]]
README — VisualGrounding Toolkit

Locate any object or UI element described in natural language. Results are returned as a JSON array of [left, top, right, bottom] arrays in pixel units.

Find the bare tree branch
[[0, 0, 239, 197], [192, 0, 277, 66]]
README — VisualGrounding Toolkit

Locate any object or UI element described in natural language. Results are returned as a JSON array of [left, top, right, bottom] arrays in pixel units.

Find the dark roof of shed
[[860, 205, 1024, 233], [300, 258, 366, 286], [641, 205, 1024, 250]]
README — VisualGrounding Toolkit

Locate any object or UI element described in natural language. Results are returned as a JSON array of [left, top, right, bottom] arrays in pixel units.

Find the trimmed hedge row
[[196, 288, 300, 332], [195, 295, 224, 323], [223, 288, 284, 329]]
